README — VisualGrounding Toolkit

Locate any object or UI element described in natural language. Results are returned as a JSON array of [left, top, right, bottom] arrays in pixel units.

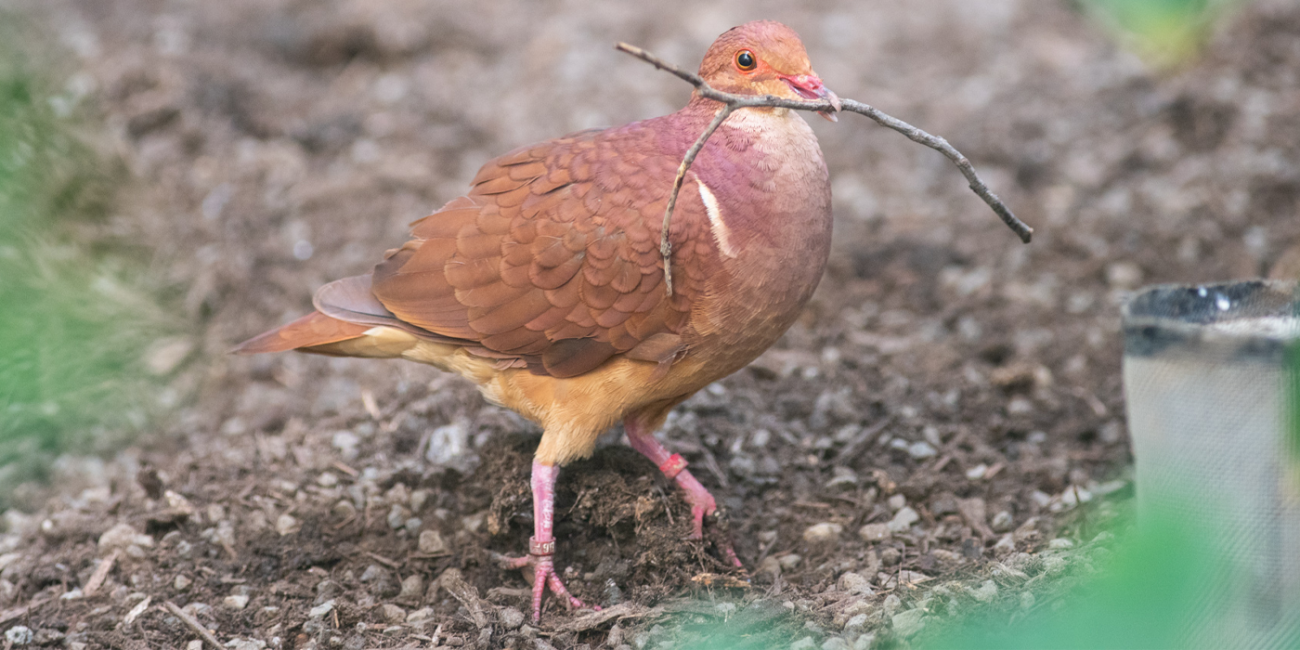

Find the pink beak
[[780, 73, 842, 122]]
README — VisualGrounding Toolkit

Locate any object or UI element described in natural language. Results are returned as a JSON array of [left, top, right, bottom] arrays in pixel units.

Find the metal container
[[1122, 280, 1300, 649]]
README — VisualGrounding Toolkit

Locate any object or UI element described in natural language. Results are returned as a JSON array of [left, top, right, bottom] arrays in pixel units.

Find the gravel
[[887, 506, 919, 533], [891, 609, 927, 638], [803, 522, 845, 543]]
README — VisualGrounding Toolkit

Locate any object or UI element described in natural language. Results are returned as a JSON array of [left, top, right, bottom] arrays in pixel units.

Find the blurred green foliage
[[1289, 342, 1300, 466], [0, 14, 170, 496], [917, 511, 1220, 649], [1078, 0, 1240, 65]]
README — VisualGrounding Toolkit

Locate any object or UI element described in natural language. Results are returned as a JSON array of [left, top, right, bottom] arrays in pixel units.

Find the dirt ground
[[3, 0, 1300, 648]]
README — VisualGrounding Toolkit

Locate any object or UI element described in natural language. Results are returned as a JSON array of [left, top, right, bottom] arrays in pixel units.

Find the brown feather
[[541, 338, 618, 378], [232, 312, 370, 355]]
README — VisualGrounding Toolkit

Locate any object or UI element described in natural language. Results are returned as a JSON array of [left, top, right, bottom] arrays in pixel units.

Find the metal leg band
[[659, 453, 688, 480], [529, 537, 555, 556]]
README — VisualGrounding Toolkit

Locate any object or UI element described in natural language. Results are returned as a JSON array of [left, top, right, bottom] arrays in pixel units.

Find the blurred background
[[2, 0, 1298, 646]]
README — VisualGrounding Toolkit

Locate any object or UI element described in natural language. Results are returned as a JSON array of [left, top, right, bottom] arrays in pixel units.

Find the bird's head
[[698, 20, 841, 121]]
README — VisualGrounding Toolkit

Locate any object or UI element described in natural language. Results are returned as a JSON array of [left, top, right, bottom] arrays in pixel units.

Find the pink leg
[[494, 461, 595, 621], [624, 415, 743, 567]]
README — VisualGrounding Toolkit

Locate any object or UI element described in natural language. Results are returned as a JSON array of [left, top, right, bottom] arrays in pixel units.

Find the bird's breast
[[685, 108, 833, 366]]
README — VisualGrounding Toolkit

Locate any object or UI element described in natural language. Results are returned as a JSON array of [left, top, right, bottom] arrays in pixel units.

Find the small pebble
[[825, 467, 859, 489], [332, 500, 357, 520], [173, 575, 192, 591], [803, 522, 843, 543], [317, 472, 338, 487], [332, 431, 360, 454], [887, 494, 906, 511], [379, 604, 406, 623], [499, 607, 525, 630], [993, 534, 1015, 552], [965, 463, 989, 480], [360, 565, 389, 583], [385, 483, 410, 506], [968, 580, 999, 603], [887, 506, 919, 533], [309, 600, 335, 618], [990, 510, 1013, 532], [1007, 397, 1034, 415], [398, 574, 424, 601], [5, 625, 33, 645], [1049, 538, 1075, 550], [891, 608, 927, 637], [1106, 261, 1143, 289], [316, 579, 341, 600], [461, 512, 485, 533], [778, 554, 802, 570], [858, 523, 890, 543], [223, 594, 250, 610], [98, 523, 153, 550], [880, 547, 901, 566], [387, 505, 409, 529], [844, 613, 868, 631], [1040, 554, 1069, 575], [410, 489, 430, 513], [607, 624, 624, 647], [837, 572, 874, 596], [418, 530, 448, 554], [406, 607, 434, 623], [907, 441, 937, 459], [183, 602, 212, 617], [275, 514, 300, 536]]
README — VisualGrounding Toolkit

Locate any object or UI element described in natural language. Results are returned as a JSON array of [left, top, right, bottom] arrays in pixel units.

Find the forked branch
[[616, 42, 1033, 296]]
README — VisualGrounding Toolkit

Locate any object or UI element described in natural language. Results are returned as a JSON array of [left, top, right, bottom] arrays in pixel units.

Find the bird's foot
[[493, 537, 594, 622], [675, 468, 743, 568]]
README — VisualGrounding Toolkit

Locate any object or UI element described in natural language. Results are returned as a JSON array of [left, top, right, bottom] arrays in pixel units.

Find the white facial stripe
[[695, 178, 738, 258]]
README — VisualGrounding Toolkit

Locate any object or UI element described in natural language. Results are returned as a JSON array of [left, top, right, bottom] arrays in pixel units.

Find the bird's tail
[[232, 311, 372, 355]]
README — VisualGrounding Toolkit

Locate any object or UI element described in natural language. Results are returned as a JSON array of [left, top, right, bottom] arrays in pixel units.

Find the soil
[[3, 0, 1299, 648]]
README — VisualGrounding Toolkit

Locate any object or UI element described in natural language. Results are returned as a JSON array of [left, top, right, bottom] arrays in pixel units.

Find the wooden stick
[[615, 42, 1033, 296], [163, 600, 224, 650], [82, 549, 120, 597], [659, 104, 734, 296]]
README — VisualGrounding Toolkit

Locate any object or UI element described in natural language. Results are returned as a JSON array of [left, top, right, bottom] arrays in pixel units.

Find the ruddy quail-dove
[[236, 20, 839, 621]]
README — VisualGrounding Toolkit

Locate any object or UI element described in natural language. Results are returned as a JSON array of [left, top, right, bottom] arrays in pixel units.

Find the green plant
[[0, 14, 172, 499], [1078, 0, 1241, 65]]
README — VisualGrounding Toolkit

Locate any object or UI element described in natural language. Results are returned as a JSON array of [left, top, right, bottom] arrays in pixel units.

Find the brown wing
[[369, 127, 719, 378]]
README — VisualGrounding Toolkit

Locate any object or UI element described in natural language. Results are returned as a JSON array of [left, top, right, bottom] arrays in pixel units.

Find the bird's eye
[[735, 50, 756, 71]]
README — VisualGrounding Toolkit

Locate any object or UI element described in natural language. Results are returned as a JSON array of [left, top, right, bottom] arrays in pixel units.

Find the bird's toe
[[499, 549, 597, 621]]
